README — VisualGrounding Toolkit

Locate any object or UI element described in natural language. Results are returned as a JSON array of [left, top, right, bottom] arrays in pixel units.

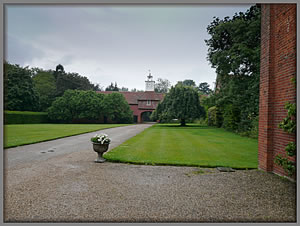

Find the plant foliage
[[203, 5, 261, 136], [151, 84, 205, 126], [4, 62, 40, 111], [275, 95, 296, 177]]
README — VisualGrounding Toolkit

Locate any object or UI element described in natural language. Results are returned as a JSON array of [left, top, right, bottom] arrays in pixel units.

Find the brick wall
[[258, 4, 296, 177]]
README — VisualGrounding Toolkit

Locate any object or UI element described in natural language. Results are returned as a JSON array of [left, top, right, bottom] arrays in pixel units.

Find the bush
[[47, 90, 133, 124], [207, 106, 217, 126], [194, 118, 208, 126], [223, 104, 240, 131], [4, 111, 49, 124], [47, 90, 105, 123], [238, 116, 259, 139], [102, 93, 133, 123]]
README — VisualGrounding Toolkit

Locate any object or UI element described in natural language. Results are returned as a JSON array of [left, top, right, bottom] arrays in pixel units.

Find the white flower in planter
[[91, 133, 111, 144]]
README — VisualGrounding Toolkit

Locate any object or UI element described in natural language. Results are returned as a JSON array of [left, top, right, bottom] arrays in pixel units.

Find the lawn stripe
[[105, 124, 258, 169]]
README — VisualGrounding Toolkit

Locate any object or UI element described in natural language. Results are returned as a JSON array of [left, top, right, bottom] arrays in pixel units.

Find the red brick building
[[98, 72, 164, 123], [258, 4, 296, 177]]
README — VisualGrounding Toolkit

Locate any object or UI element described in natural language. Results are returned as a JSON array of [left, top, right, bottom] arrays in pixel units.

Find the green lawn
[[4, 124, 130, 148], [104, 124, 258, 169]]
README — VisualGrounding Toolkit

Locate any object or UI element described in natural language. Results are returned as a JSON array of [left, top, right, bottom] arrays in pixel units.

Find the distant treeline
[[4, 63, 133, 124], [4, 62, 100, 112]]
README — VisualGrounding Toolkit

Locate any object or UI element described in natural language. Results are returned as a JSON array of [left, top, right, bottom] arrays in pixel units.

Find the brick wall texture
[[258, 4, 297, 177]]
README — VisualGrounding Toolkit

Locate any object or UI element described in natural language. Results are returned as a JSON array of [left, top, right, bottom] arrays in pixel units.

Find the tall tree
[[105, 82, 119, 91], [198, 82, 212, 95], [204, 5, 261, 134], [182, 79, 196, 87], [54, 64, 100, 96], [4, 62, 40, 111], [152, 84, 205, 126], [205, 5, 261, 77], [154, 78, 171, 93], [32, 71, 56, 111], [113, 82, 119, 91], [106, 82, 115, 91], [55, 64, 64, 73]]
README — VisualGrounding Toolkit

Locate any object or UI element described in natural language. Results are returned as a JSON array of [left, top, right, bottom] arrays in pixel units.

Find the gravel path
[[4, 124, 296, 222]]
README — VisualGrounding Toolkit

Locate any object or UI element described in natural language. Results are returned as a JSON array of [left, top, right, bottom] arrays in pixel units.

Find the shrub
[[4, 111, 49, 124], [207, 106, 217, 126], [102, 93, 133, 124], [239, 116, 259, 139], [223, 104, 240, 131], [194, 118, 208, 126], [47, 90, 105, 123], [47, 90, 133, 124]]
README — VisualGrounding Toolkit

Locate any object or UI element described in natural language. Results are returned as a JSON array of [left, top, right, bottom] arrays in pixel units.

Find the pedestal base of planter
[[95, 153, 106, 163], [92, 143, 109, 163]]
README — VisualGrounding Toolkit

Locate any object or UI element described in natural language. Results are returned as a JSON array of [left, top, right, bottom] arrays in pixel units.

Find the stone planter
[[92, 143, 109, 163]]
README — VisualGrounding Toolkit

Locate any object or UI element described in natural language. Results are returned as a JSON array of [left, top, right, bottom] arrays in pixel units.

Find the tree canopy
[[4, 62, 40, 111], [47, 90, 105, 123], [205, 5, 261, 77], [177, 79, 196, 88], [55, 70, 100, 96], [105, 82, 119, 91], [198, 82, 212, 95], [4, 62, 102, 112], [102, 92, 133, 123], [32, 71, 56, 111], [154, 78, 171, 93], [47, 90, 133, 124], [152, 84, 205, 126], [203, 5, 261, 136]]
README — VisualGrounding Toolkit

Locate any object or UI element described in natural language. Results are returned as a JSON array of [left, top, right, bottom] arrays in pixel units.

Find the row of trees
[[201, 5, 261, 137], [4, 62, 134, 123], [104, 78, 212, 95], [4, 62, 100, 112], [154, 78, 213, 95]]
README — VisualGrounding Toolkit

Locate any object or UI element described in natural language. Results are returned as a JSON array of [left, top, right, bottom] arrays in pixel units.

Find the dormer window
[[146, 100, 151, 105]]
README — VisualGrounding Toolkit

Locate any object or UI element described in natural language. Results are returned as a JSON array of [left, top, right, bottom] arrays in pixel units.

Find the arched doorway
[[141, 111, 154, 123]]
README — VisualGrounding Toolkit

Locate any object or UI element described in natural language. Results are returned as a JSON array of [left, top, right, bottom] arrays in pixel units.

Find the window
[[146, 100, 151, 106]]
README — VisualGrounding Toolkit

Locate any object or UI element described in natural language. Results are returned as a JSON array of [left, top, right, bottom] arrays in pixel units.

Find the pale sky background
[[5, 4, 252, 91]]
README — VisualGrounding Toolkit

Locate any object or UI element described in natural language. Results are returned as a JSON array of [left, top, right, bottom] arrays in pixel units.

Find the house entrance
[[141, 111, 153, 122]]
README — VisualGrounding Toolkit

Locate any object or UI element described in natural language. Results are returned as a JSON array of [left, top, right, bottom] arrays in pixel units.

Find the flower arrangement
[[91, 133, 111, 145]]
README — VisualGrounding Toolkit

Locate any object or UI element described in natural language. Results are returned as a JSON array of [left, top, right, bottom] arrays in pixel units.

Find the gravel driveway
[[4, 124, 296, 222]]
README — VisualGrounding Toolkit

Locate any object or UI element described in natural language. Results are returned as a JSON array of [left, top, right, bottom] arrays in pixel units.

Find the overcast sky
[[5, 4, 252, 91]]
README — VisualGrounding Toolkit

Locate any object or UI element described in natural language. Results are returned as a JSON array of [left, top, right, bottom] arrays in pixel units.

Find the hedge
[[4, 111, 49, 124]]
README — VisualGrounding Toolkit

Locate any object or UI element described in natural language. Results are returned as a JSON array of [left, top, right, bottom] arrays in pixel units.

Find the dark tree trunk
[[180, 118, 186, 126]]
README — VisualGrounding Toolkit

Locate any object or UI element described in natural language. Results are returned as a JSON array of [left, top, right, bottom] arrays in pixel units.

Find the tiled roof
[[97, 91, 164, 105]]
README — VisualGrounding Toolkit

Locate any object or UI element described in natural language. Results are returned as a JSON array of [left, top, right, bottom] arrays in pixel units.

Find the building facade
[[98, 72, 164, 123], [258, 4, 296, 178]]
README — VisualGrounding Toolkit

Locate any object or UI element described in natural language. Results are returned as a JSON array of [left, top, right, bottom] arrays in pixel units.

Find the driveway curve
[[5, 123, 153, 169], [4, 123, 296, 222]]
